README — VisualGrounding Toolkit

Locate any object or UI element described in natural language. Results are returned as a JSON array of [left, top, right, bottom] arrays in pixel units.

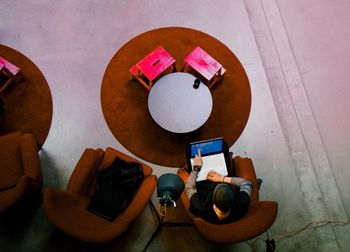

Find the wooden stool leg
[[135, 76, 150, 91], [172, 62, 177, 72], [182, 64, 190, 72], [0, 94, 5, 114], [0, 78, 14, 95]]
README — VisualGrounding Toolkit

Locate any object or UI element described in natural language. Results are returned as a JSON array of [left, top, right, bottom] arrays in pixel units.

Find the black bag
[[86, 182, 128, 221], [87, 156, 144, 221], [103, 156, 144, 190]]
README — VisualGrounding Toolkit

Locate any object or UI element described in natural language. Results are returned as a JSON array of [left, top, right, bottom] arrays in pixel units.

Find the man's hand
[[193, 149, 203, 171], [206, 170, 225, 183]]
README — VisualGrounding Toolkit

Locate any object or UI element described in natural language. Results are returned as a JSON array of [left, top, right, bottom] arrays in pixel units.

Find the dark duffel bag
[[87, 156, 144, 221]]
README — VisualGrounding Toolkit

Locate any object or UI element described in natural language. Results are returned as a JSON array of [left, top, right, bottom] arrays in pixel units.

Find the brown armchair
[[177, 156, 278, 243], [43, 147, 157, 243], [0, 131, 42, 213]]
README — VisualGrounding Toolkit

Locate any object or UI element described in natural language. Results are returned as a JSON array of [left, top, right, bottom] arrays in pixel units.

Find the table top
[[137, 46, 175, 81], [148, 72, 212, 133], [0, 56, 21, 75], [184, 46, 223, 80]]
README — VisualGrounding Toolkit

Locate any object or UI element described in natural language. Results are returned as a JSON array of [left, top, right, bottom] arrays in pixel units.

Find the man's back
[[189, 180, 251, 224]]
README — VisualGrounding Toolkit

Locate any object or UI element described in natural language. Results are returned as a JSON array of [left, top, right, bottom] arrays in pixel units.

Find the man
[[185, 149, 253, 224]]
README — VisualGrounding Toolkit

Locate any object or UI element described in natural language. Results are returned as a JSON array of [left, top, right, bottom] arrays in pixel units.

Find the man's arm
[[185, 149, 206, 216], [185, 170, 199, 200], [207, 170, 253, 197], [185, 170, 206, 216], [228, 177, 253, 197], [185, 148, 203, 200]]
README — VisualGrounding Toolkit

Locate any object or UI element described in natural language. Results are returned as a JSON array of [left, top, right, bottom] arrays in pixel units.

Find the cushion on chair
[[43, 188, 131, 242], [0, 132, 23, 191], [120, 175, 157, 222]]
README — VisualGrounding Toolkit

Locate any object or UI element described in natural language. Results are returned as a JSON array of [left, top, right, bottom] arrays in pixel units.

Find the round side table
[[148, 73, 212, 133]]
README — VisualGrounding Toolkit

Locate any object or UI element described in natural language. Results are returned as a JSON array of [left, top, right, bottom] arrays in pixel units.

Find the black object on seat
[[87, 182, 128, 221], [87, 156, 144, 221]]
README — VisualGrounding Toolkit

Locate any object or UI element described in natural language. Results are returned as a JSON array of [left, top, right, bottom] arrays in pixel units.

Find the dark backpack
[[87, 156, 144, 221], [97, 156, 144, 190]]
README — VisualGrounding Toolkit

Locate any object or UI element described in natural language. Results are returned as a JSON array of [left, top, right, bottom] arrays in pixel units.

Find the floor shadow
[[39, 148, 60, 189]]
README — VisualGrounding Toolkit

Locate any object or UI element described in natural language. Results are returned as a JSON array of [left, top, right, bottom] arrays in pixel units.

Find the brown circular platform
[[101, 27, 251, 167], [0, 44, 53, 147]]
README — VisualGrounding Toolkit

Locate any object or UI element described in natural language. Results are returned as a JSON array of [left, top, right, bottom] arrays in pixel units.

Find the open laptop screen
[[187, 137, 233, 180], [190, 137, 224, 157]]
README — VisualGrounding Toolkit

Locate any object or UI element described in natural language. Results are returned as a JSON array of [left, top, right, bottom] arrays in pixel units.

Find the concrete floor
[[1, 0, 350, 251]]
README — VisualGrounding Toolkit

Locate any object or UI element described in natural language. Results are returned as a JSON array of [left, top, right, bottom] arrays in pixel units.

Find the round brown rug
[[101, 27, 251, 167], [0, 44, 53, 147]]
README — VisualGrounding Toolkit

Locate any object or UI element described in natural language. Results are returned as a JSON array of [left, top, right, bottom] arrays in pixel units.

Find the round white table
[[148, 72, 213, 133]]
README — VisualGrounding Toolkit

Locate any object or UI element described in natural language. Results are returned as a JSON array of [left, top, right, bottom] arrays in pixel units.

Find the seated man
[[185, 150, 253, 224]]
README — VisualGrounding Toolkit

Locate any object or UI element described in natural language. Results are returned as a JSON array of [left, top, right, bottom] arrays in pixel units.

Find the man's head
[[213, 183, 234, 220]]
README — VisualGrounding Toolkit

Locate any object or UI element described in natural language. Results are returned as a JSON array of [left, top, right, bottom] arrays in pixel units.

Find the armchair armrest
[[120, 175, 157, 223], [177, 167, 189, 182], [20, 133, 41, 180], [16, 175, 42, 198], [233, 156, 259, 202], [0, 175, 42, 212], [67, 148, 104, 195]]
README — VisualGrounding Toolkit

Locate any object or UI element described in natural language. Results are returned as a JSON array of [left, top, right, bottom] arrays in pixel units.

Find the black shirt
[[189, 180, 251, 224]]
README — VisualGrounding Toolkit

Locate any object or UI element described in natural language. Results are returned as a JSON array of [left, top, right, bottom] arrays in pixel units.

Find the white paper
[[191, 153, 228, 182]]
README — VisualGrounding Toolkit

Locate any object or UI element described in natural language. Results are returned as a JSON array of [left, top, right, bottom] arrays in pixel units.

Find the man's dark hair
[[213, 183, 234, 213]]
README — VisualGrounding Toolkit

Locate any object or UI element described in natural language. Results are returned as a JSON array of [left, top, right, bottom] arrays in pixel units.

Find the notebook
[[190, 153, 228, 181]]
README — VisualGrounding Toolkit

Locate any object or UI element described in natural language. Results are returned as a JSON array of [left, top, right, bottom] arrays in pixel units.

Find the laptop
[[187, 137, 230, 182]]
